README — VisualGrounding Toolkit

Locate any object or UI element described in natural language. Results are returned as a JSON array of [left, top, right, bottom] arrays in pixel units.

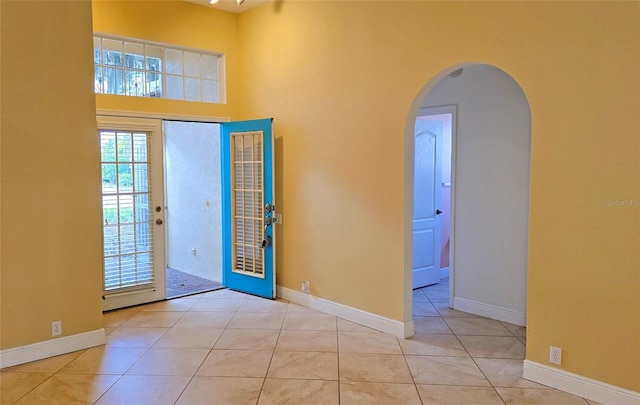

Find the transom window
[[94, 35, 224, 103]]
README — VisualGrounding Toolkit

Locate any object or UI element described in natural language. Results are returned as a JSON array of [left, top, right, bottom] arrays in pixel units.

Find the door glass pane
[[101, 130, 155, 291], [231, 131, 265, 277]]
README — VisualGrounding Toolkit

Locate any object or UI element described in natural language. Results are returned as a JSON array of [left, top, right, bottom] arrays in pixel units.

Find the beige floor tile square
[[3, 350, 84, 373], [501, 321, 527, 337], [337, 319, 376, 332], [197, 350, 273, 377], [413, 290, 430, 302], [475, 358, 551, 388], [153, 327, 223, 349], [445, 318, 512, 336], [202, 289, 249, 299], [421, 279, 449, 290], [496, 387, 591, 404], [258, 378, 339, 405], [105, 327, 168, 348], [177, 376, 263, 405], [267, 351, 338, 380], [173, 311, 234, 328], [340, 382, 422, 405], [96, 375, 190, 405], [141, 298, 198, 312], [413, 317, 453, 334], [286, 303, 324, 314], [417, 385, 504, 405], [190, 298, 244, 312], [214, 328, 279, 350], [424, 289, 449, 303], [228, 312, 285, 329], [405, 355, 490, 386], [276, 330, 337, 352], [432, 303, 480, 318], [60, 347, 147, 375], [102, 307, 143, 328], [413, 301, 440, 317], [338, 331, 402, 354], [399, 334, 468, 357], [458, 336, 526, 359], [122, 311, 185, 328], [127, 348, 209, 376], [339, 353, 413, 383], [0, 372, 51, 405], [14, 374, 119, 404], [282, 313, 337, 330], [237, 298, 289, 313]]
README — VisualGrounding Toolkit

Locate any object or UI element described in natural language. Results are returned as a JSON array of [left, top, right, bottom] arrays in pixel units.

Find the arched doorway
[[405, 64, 532, 331]]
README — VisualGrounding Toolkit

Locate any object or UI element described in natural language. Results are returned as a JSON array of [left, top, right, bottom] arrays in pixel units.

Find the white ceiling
[[185, 0, 269, 14]]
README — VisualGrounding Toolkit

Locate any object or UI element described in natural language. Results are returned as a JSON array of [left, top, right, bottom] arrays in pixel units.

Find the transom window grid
[[94, 35, 222, 104], [101, 130, 155, 291], [232, 131, 265, 277]]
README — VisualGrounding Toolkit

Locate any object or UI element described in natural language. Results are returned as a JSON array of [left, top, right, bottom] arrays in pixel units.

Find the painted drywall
[[164, 121, 222, 282], [423, 65, 531, 320], [237, 1, 639, 391], [1, 1, 103, 348], [92, 0, 239, 119]]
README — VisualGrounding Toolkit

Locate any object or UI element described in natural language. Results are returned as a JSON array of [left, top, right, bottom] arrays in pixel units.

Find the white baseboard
[[523, 360, 640, 405], [0, 329, 106, 369], [277, 286, 414, 338], [453, 296, 526, 326], [440, 266, 449, 280]]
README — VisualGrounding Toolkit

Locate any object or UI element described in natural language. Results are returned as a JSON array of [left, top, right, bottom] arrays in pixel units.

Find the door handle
[[435, 209, 443, 215], [261, 214, 272, 249], [155, 219, 164, 225]]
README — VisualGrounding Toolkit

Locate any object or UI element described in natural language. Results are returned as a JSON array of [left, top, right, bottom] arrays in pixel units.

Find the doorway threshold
[[166, 267, 223, 299]]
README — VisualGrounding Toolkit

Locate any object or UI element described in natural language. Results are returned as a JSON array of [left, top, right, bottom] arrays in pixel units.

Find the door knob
[[155, 219, 164, 225], [435, 209, 443, 215]]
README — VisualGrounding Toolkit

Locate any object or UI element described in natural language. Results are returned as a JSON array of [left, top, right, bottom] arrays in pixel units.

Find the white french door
[[98, 116, 166, 310]]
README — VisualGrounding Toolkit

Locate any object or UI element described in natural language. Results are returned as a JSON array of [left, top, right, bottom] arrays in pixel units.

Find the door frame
[[415, 105, 457, 308], [97, 115, 167, 310]]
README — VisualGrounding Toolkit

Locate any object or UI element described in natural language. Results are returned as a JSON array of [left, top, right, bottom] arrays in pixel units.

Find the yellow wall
[[1, 1, 103, 348], [92, 0, 239, 118], [236, 1, 639, 391]]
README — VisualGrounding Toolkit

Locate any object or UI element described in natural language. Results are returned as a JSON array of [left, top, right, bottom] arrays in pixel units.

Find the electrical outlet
[[52, 321, 62, 337], [191, 248, 197, 256], [274, 213, 283, 224], [301, 281, 310, 293], [549, 346, 562, 365]]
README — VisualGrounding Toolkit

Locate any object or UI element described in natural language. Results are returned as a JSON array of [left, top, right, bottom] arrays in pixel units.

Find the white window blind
[[232, 131, 265, 277], [101, 130, 155, 290]]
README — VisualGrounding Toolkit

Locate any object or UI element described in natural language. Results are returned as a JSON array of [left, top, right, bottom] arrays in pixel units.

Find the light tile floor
[[1, 282, 601, 404]]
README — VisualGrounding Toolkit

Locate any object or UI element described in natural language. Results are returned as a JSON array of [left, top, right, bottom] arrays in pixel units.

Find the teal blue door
[[221, 119, 275, 298]]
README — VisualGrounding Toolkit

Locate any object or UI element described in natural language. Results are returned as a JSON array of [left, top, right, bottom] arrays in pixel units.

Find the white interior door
[[413, 119, 443, 288], [98, 116, 166, 310]]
